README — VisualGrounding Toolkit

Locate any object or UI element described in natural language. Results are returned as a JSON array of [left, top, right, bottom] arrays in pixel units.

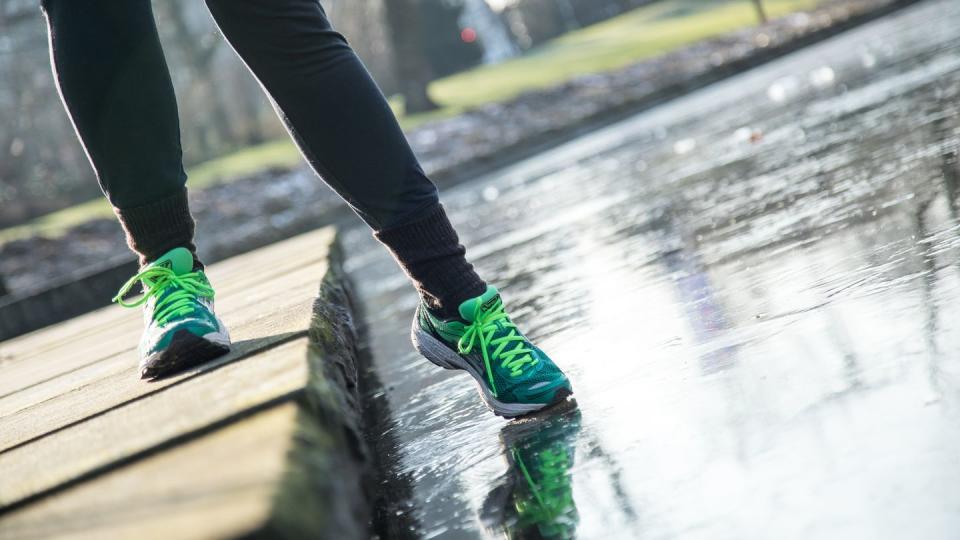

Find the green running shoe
[[412, 284, 573, 418], [113, 247, 230, 379]]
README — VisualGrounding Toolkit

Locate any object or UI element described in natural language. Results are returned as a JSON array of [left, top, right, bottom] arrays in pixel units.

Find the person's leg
[[204, 0, 571, 416], [204, 0, 486, 318], [41, 0, 196, 266], [42, 0, 229, 378]]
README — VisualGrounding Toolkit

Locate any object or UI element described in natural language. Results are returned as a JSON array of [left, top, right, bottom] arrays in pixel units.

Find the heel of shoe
[[411, 327, 460, 371]]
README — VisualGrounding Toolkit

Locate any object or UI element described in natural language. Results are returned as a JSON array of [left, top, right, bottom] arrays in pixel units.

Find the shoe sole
[[412, 325, 564, 419], [140, 324, 231, 380]]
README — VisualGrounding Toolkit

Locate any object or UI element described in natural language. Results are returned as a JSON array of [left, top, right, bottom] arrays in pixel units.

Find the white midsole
[[142, 319, 231, 366], [411, 325, 546, 418], [203, 318, 232, 347]]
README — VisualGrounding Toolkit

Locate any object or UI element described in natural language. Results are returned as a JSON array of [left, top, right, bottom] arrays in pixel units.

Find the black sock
[[113, 187, 201, 268], [373, 202, 487, 319]]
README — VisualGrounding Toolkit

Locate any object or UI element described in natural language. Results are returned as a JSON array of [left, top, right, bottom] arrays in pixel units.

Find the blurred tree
[[156, 1, 239, 159], [0, 0, 31, 25], [459, 0, 518, 64], [501, 0, 655, 50], [382, 0, 439, 113], [0, 0, 98, 226], [556, 0, 580, 31], [752, 0, 768, 23], [327, 0, 398, 94], [1, 0, 668, 227], [422, 0, 483, 77]]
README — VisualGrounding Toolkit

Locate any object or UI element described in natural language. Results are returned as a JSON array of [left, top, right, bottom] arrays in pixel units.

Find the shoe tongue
[[150, 247, 194, 275], [458, 285, 500, 322]]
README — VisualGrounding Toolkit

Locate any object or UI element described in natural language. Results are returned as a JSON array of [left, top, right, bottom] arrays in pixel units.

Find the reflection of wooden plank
[[0, 337, 310, 509], [0, 404, 298, 540], [0, 228, 333, 383]]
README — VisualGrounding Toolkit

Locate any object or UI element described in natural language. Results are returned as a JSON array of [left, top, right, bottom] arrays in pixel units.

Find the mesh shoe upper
[[416, 284, 571, 405], [114, 247, 226, 364]]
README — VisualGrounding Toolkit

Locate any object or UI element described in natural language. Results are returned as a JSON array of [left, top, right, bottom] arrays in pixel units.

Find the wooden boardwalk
[[0, 227, 370, 539]]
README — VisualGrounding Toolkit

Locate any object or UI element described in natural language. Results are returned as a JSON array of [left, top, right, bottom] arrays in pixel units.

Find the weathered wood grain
[[0, 404, 298, 540], [0, 228, 335, 418], [0, 225, 372, 539], [0, 228, 334, 378], [0, 337, 310, 508], [0, 268, 326, 451], [0, 297, 312, 451], [0, 227, 338, 504], [0, 257, 327, 402]]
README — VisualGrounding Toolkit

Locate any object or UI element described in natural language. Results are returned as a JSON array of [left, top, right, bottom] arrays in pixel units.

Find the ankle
[[114, 188, 198, 267], [373, 202, 487, 318], [424, 281, 487, 320]]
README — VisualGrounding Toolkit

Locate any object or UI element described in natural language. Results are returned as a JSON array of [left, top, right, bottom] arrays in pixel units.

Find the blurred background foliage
[[0, 0, 791, 231]]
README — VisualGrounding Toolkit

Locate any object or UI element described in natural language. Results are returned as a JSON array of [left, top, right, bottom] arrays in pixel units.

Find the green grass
[[0, 139, 304, 244], [1, 0, 819, 245], [427, 0, 818, 111], [187, 139, 302, 190]]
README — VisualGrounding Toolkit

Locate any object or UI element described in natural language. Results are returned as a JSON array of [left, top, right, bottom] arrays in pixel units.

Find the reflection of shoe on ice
[[481, 407, 582, 539]]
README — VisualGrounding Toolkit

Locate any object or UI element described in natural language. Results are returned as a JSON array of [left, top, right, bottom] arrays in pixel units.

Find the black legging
[[40, 0, 488, 317], [40, 0, 439, 231]]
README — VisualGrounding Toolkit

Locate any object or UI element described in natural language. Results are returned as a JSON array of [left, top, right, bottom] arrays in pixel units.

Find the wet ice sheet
[[343, 1, 960, 538]]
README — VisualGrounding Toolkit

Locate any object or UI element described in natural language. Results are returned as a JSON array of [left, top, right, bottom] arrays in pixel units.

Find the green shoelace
[[457, 296, 539, 396], [113, 266, 214, 325], [513, 447, 575, 533]]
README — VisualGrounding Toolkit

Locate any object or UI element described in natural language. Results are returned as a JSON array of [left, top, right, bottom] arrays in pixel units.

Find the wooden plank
[[0, 224, 371, 538], [0, 404, 298, 540], [0, 259, 325, 403], [0, 227, 335, 370], [0, 226, 333, 372], [0, 227, 336, 397], [0, 337, 311, 509], [0, 258, 325, 420], [0, 285, 315, 420], [0, 294, 313, 452]]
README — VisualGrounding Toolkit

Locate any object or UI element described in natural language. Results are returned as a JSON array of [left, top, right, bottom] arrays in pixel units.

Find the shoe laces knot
[[113, 266, 214, 325], [457, 296, 538, 395]]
